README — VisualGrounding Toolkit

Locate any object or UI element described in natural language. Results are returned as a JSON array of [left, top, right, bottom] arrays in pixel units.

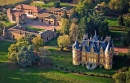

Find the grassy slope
[[46, 38, 128, 75], [105, 16, 118, 26], [0, 21, 14, 27], [0, 0, 25, 6], [0, 40, 113, 83]]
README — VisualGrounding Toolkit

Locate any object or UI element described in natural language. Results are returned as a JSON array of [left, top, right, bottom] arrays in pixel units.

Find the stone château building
[[2, 26, 57, 43], [72, 32, 114, 70]]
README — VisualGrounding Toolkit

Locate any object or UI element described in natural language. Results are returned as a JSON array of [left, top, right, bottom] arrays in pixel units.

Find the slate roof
[[73, 33, 113, 53]]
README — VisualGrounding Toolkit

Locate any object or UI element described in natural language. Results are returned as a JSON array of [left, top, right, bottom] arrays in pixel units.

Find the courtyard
[[24, 20, 60, 30]]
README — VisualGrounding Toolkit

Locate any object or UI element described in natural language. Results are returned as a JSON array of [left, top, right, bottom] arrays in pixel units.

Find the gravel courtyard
[[24, 20, 61, 30]]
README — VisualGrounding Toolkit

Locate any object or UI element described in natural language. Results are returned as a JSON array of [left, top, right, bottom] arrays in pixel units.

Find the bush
[[118, 67, 129, 73], [53, 1, 60, 8]]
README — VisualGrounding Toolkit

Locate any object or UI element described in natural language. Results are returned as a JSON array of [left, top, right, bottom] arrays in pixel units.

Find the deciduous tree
[[57, 35, 71, 50], [69, 23, 79, 42], [32, 36, 44, 51], [60, 18, 70, 35]]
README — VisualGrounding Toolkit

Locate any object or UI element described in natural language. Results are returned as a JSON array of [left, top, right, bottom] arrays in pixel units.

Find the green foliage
[[126, 69, 130, 83], [69, 23, 79, 42], [78, 16, 87, 39], [60, 18, 70, 35], [117, 15, 125, 26], [17, 45, 36, 67], [112, 68, 130, 83], [53, 1, 60, 8], [108, 0, 129, 14], [25, 34, 36, 44], [112, 72, 126, 83], [62, 11, 68, 19], [32, 36, 44, 51], [57, 35, 71, 49], [99, 21, 109, 37], [123, 13, 130, 28]]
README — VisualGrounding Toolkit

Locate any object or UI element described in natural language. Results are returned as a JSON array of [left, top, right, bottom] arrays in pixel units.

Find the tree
[[32, 36, 44, 51], [60, 18, 70, 35], [62, 11, 68, 19], [76, 0, 92, 17], [69, 23, 79, 42], [123, 13, 130, 28], [117, 15, 125, 26], [38, 47, 52, 65], [17, 45, 36, 67], [57, 35, 71, 50], [126, 68, 130, 83], [78, 16, 87, 39], [25, 34, 36, 44], [99, 21, 109, 37], [53, 1, 60, 8], [109, 0, 129, 14], [112, 72, 126, 83]]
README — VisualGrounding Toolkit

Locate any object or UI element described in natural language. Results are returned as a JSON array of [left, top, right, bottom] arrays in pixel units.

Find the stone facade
[[72, 32, 114, 70], [38, 13, 61, 26], [2, 26, 57, 42], [7, 8, 27, 24]]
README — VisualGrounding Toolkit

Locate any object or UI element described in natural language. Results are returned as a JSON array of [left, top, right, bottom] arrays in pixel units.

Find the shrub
[[118, 67, 129, 73]]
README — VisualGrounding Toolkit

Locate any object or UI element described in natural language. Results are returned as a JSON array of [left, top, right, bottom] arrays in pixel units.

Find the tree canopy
[[32, 36, 44, 51], [57, 35, 71, 50]]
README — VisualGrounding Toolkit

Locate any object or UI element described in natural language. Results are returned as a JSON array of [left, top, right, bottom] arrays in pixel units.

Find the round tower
[[104, 42, 113, 69], [72, 40, 81, 65]]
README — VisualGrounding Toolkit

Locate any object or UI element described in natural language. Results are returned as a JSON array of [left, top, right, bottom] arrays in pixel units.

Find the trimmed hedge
[[49, 64, 112, 78], [109, 26, 127, 31]]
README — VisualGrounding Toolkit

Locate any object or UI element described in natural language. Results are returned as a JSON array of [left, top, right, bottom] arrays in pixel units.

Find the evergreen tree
[[62, 11, 68, 19], [69, 23, 79, 42], [78, 16, 87, 39], [117, 15, 125, 26]]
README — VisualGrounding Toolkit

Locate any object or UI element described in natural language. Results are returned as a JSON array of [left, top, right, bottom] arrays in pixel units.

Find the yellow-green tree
[[32, 36, 44, 51], [60, 18, 70, 35], [69, 23, 79, 42], [57, 35, 71, 50]]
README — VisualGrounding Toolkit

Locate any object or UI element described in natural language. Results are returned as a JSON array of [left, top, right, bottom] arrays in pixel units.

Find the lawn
[[105, 16, 118, 26], [44, 38, 129, 76], [25, 26, 44, 31], [0, 0, 25, 6], [31, 1, 69, 8], [0, 40, 113, 83], [45, 37, 58, 46], [0, 21, 15, 27]]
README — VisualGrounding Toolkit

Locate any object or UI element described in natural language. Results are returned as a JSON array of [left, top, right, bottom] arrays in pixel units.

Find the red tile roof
[[15, 4, 41, 13]]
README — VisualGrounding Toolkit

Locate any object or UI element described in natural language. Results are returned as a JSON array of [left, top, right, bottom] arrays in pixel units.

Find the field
[[0, 21, 15, 27], [31, 1, 69, 8], [0, 40, 113, 83], [105, 16, 118, 26], [0, 0, 25, 6]]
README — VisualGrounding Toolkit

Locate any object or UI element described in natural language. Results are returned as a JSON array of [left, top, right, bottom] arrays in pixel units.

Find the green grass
[[105, 16, 118, 26], [0, 21, 15, 27], [45, 37, 58, 46], [31, 1, 69, 8], [48, 47, 128, 75], [0, 0, 25, 6], [44, 38, 129, 76], [0, 40, 113, 83], [25, 26, 44, 31]]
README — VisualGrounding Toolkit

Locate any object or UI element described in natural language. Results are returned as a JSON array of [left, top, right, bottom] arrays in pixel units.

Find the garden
[[0, 40, 113, 83]]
